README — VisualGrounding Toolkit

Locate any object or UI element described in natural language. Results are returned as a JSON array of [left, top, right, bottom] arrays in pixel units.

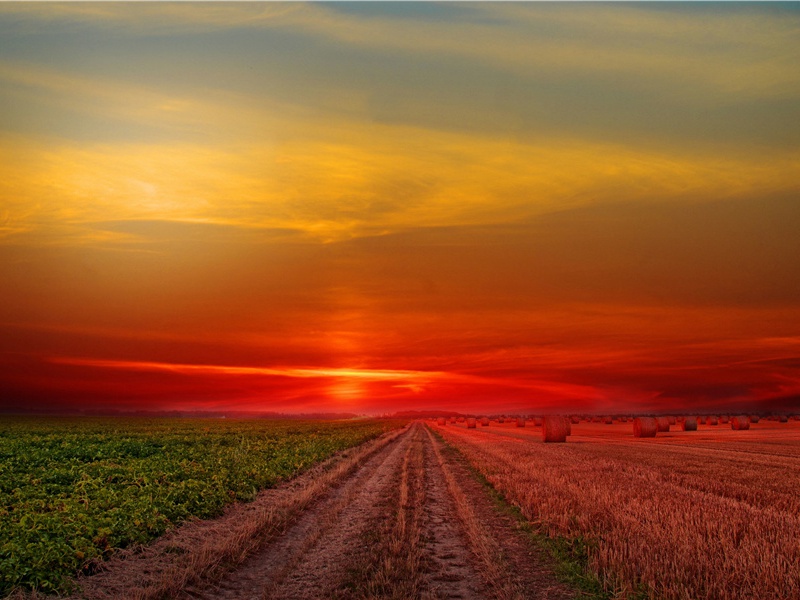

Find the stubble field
[[436, 417, 800, 600]]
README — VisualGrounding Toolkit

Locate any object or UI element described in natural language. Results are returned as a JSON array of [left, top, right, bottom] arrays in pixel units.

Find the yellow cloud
[[2, 120, 798, 245]]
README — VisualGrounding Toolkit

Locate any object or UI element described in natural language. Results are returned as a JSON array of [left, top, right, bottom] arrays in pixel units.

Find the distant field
[[436, 418, 800, 600], [0, 416, 405, 596]]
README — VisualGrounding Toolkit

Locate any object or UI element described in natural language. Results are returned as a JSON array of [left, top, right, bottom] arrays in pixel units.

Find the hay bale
[[570, 416, 580, 424], [779, 415, 788, 423], [565, 419, 572, 436], [656, 417, 671, 432], [731, 416, 750, 430], [516, 418, 525, 428], [667, 416, 677, 425], [602, 416, 613, 424], [480, 417, 489, 426], [633, 417, 658, 438], [681, 417, 697, 431], [707, 416, 718, 425], [720, 415, 730, 424], [534, 417, 543, 426], [498, 418, 505, 424], [436, 417, 446, 426], [467, 417, 477, 428], [542, 416, 569, 443], [748, 415, 760, 423], [449, 417, 456, 424]]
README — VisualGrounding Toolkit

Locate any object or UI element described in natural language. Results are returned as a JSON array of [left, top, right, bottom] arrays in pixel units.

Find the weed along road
[[71, 422, 574, 600]]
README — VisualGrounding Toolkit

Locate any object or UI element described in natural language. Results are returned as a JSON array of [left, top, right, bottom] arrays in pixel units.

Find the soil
[[69, 422, 577, 600]]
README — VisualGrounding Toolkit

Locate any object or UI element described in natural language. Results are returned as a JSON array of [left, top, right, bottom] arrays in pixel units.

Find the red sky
[[1, 4, 799, 414]]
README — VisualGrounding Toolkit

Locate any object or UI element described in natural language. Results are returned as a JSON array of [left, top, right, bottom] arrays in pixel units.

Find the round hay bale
[[633, 417, 658, 438], [570, 416, 580, 424], [565, 419, 572, 436], [731, 416, 750, 430], [498, 418, 505, 424], [466, 417, 477, 428], [449, 417, 456, 424], [480, 417, 490, 426], [707, 416, 718, 425], [534, 417, 543, 426], [603, 416, 613, 425], [681, 417, 697, 431], [779, 415, 788, 423], [720, 415, 730, 424], [667, 416, 677, 425], [436, 417, 446, 426], [748, 415, 760, 424], [656, 417, 671, 432], [542, 416, 569, 443], [516, 417, 525, 428]]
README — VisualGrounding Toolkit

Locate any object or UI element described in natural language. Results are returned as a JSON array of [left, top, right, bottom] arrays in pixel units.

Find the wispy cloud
[[3, 118, 797, 245], [49, 356, 449, 383], [4, 3, 797, 98]]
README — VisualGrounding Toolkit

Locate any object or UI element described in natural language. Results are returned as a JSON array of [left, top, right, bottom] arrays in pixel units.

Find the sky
[[1, 2, 799, 415]]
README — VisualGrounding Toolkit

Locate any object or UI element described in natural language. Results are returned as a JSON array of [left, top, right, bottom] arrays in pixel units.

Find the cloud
[[48, 356, 449, 383], [2, 119, 797, 246], [3, 3, 797, 99]]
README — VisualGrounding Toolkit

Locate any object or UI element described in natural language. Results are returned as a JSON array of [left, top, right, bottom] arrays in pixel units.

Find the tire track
[[424, 425, 576, 600], [180, 424, 414, 600]]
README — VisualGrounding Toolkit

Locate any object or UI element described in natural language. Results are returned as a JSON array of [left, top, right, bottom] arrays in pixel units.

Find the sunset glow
[[1, 3, 799, 414]]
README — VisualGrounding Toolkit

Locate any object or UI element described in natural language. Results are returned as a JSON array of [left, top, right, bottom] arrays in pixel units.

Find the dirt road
[[73, 422, 575, 600]]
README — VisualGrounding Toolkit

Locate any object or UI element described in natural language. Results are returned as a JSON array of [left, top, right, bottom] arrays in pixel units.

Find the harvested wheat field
[[39, 422, 576, 600], [438, 418, 800, 600]]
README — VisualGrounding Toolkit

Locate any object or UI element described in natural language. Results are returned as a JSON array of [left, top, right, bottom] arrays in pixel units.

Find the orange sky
[[1, 3, 799, 414]]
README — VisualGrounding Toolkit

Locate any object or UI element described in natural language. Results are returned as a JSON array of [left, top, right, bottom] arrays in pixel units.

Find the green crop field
[[0, 416, 405, 596]]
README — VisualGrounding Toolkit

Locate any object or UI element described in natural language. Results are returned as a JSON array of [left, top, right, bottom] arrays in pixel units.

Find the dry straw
[[466, 418, 477, 429], [633, 417, 658, 438], [656, 417, 671, 432], [731, 416, 750, 430], [542, 416, 569, 443], [681, 417, 698, 431]]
